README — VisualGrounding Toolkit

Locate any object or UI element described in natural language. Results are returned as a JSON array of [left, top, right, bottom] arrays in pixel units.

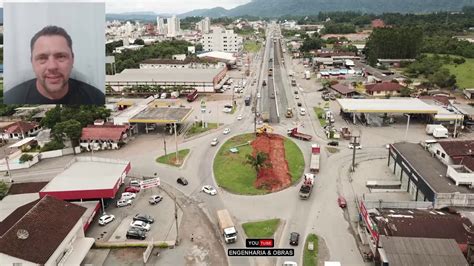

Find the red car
[[338, 196, 347, 208], [125, 186, 141, 193]]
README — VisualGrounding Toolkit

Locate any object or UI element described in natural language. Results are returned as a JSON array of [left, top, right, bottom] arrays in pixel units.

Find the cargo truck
[[287, 127, 312, 141], [217, 209, 238, 244], [299, 173, 315, 199], [310, 144, 320, 173]]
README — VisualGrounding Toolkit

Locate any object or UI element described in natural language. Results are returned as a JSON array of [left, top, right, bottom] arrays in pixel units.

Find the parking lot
[[86, 179, 182, 243]]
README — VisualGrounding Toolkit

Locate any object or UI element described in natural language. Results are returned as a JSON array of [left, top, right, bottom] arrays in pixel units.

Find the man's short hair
[[30, 25, 74, 56]]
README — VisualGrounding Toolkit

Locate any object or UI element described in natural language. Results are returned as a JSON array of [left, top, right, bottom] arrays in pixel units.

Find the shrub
[[19, 154, 34, 163], [40, 140, 65, 152], [0, 181, 9, 200], [157, 242, 169, 248]]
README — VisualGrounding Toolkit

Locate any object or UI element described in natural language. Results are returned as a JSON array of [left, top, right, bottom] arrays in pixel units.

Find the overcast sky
[[1, 0, 252, 14]]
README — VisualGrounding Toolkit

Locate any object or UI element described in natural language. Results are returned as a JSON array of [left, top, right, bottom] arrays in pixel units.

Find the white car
[[237, 115, 243, 120], [117, 198, 132, 207], [201, 185, 217, 196], [130, 179, 140, 187], [98, 214, 115, 225], [348, 143, 362, 149], [130, 220, 151, 231], [121, 192, 136, 200], [295, 95, 300, 99], [211, 138, 219, 146], [299, 108, 306, 116], [257, 93, 261, 98], [223, 128, 231, 135]]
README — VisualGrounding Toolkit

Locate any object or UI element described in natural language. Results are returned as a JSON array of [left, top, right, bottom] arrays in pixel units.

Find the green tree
[[428, 68, 457, 88], [53, 120, 82, 154], [0, 181, 9, 200], [133, 38, 145, 45], [246, 151, 271, 173], [19, 154, 34, 163], [40, 105, 61, 129]]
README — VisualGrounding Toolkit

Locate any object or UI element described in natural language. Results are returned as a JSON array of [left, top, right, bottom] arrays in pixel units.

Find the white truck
[[309, 144, 320, 173], [426, 124, 448, 138], [304, 70, 311, 80], [217, 209, 238, 244]]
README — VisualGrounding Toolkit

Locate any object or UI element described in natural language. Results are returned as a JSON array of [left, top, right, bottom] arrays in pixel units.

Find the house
[[365, 82, 404, 97], [330, 83, 356, 97], [80, 124, 130, 151], [0, 195, 94, 265], [1, 121, 41, 140], [371, 19, 385, 28]]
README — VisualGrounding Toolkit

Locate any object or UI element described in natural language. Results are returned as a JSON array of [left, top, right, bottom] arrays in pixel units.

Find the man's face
[[31, 35, 74, 95]]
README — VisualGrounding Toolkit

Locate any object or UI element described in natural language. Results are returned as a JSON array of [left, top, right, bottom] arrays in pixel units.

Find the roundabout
[[213, 132, 305, 195]]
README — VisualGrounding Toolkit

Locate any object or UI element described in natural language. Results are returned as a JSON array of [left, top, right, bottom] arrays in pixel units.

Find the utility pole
[[163, 129, 167, 156], [351, 136, 360, 172], [174, 123, 179, 164]]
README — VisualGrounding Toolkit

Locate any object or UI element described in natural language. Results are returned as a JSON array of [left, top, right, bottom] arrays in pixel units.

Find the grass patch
[[326, 147, 339, 154], [314, 107, 327, 127], [284, 138, 305, 183], [156, 149, 190, 167], [214, 134, 305, 195], [214, 133, 265, 195], [444, 58, 474, 88], [186, 122, 219, 137], [303, 234, 319, 266], [244, 40, 261, 53], [242, 219, 280, 238]]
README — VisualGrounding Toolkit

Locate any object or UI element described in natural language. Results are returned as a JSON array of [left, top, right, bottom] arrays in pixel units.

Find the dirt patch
[[8, 182, 48, 194], [251, 134, 291, 192]]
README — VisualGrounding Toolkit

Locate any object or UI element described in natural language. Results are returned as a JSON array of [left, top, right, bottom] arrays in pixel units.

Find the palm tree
[[246, 151, 271, 172]]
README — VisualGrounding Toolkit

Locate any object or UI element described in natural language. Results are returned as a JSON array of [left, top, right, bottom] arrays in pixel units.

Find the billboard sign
[[140, 177, 160, 189]]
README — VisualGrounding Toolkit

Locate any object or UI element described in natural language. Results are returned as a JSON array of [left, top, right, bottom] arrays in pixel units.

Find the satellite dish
[[16, 229, 29, 239]]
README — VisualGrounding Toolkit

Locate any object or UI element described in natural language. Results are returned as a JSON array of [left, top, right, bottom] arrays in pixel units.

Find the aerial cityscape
[[1, 1, 474, 265]]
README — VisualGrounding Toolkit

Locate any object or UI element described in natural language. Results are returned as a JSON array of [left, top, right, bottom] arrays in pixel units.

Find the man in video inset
[[4, 25, 105, 104]]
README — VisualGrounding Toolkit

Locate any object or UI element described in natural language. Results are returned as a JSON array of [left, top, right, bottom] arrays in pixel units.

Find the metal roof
[[336, 98, 439, 114], [106, 67, 225, 83], [129, 107, 193, 123], [379, 236, 468, 266], [40, 157, 129, 193], [392, 142, 472, 194]]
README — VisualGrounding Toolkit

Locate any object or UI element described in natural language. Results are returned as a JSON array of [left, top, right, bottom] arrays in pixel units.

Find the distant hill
[[179, 0, 474, 18], [178, 7, 229, 18]]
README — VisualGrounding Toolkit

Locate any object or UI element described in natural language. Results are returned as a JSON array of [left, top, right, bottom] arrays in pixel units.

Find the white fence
[[363, 200, 433, 210], [39, 147, 81, 160], [0, 152, 40, 171]]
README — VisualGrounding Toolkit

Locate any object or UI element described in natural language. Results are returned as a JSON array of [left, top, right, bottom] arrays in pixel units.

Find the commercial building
[[139, 58, 224, 70], [39, 157, 131, 201], [80, 124, 130, 151], [388, 142, 474, 208], [0, 196, 94, 265], [359, 202, 474, 256], [201, 27, 243, 53], [197, 51, 237, 65], [106, 66, 227, 93]]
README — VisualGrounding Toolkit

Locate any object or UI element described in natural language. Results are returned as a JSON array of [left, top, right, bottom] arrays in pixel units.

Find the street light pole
[[174, 123, 179, 164], [404, 114, 411, 141], [351, 136, 360, 172]]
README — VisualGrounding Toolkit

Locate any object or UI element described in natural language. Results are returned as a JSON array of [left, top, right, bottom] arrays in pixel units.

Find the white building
[[201, 27, 243, 53], [167, 15, 180, 37], [197, 17, 211, 34], [156, 16, 166, 35]]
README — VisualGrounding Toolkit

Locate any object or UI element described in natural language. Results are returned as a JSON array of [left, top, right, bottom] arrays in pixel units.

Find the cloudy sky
[[1, 0, 252, 14]]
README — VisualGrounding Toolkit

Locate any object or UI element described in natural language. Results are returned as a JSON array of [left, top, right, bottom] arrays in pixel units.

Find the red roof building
[[0, 195, 94, 265], [365, 82, 404, 97], [330, 83, 356, 96], [1, 121, 41, 140], [371, 19, 386, 28], [80, 125, 129, 142]]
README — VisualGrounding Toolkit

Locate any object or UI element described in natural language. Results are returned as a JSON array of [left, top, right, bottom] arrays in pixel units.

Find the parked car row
[[117, 192, 136, 207], [126, 213, 155, 240]]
